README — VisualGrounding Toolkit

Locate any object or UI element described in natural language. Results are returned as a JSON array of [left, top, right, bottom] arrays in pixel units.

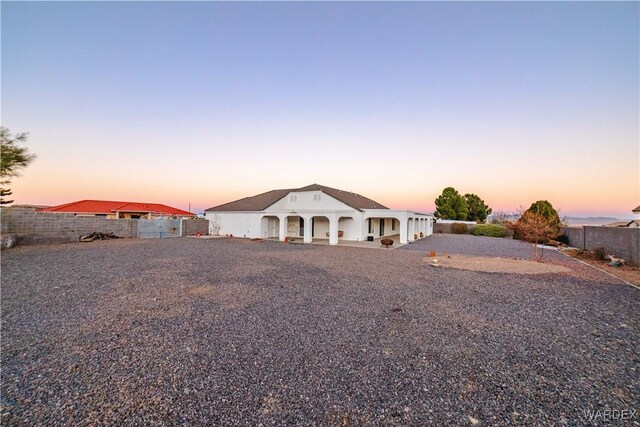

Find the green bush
[[450, 222, 469, 234], [471, 224, 506, 238]]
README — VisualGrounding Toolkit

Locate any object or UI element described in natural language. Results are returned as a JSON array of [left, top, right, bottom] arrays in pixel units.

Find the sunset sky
[[2, 2, 638, 217]]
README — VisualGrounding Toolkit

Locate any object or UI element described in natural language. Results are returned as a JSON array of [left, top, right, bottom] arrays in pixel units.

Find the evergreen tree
[[1, 127, 36, 205], [464, 193, 492, 223], [0, 188, 13, 205], [526, 200, 560, 228], [434, 187, 468, 220]]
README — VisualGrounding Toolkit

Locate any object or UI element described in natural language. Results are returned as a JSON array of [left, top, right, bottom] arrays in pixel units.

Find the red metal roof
[[39, 200, 194, 216]]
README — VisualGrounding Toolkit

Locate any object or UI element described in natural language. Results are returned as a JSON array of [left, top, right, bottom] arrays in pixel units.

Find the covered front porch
[[260, 211, 357, 245], [362, 210, 433, 244]]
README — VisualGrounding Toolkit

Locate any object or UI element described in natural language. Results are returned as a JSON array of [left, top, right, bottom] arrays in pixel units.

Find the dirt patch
[[425, 255, 571, 274], [563, 250, 640, 286]]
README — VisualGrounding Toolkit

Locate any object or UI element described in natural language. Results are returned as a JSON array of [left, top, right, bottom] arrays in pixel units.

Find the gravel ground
[[401, 234, 566, 261], [1, 237, 638, 425]]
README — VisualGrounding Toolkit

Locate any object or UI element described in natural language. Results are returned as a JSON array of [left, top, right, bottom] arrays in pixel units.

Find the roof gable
[[300, 184, 388, 210], [206, 184, 388, 212]]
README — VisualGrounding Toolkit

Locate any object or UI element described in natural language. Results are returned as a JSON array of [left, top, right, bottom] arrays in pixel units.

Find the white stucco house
[[205, 184, 433, 245]]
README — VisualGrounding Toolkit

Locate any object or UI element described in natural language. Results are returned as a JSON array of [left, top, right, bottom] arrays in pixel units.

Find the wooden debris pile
[[79, 232, 121, 242]]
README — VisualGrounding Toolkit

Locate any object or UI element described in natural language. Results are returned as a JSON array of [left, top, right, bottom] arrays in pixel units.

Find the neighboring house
[[634, 205, 640, 214], [205, 184, 433, 245], [9, 204, 51, 210], [603, 220, 640, 228], [39, 200, 195, 219]]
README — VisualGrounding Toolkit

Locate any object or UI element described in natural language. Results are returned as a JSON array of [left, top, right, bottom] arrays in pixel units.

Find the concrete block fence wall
[[182, 219, 210, 236], [1, 207, 138, 245], [561, 226, 640, 266], [1, 207, 211, 247]]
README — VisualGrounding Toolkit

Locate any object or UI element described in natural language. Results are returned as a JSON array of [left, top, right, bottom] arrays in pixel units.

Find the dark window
[[95, 214, 107, 217], [312, 218, 315, 237], [299, 217, 304, 237], [131, 214, 140, 219], [379, 218, 385, 236], [392, 219, 396, 231], [368, 218, 373, 234]]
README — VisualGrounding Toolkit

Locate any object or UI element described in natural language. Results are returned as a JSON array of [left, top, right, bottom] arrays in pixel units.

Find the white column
[[329, 215, 339, 245], [409, 218, 416, 242], [279, 215, 287, 241], [303, 216, 312, 243], [399, 218, 408, 244]]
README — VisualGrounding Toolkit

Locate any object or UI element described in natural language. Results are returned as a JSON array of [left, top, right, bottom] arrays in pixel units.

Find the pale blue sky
[[2, 2, 638, 216]]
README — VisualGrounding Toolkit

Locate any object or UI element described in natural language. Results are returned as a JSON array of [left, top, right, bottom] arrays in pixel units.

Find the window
[[290, 195, 297, 202], [313, 194, 321, 202], [299, 217, 304, 237], [368, 218, 373, 234], [379, 218, 385, 237], [392, 220, 396, 231], [95, 214, 107, 217]]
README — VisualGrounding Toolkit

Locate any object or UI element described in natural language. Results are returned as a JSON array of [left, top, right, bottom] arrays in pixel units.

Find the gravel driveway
[[2, 238, 638, 425]]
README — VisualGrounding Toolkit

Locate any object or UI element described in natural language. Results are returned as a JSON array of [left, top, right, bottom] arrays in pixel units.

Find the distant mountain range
[[563, 217, 630, 226], [487, 215, 632, 226]]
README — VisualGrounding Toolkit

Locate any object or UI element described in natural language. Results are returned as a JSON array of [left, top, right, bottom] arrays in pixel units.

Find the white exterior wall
[[435, 219, 477, 225], [338, 217, 360, 241], [285, 216, 302, 237], [312, 217, 330, 238], [261, 216, 279, 238], [364, 217, 400, 239], [306, 216, 360, 240], [205, 212, 262, 238]]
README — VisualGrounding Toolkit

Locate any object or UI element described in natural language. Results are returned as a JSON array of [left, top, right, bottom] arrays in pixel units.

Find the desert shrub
[[471, 224, 506, 238], [555, 234, 569, 245], [451, 222, 469, 234]]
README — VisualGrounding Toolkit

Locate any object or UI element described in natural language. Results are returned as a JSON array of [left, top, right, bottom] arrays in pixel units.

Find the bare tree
[[512, 210, 560, 261]]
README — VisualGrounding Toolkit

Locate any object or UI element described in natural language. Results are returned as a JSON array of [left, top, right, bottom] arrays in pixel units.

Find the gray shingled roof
[[205, 184, 388, 212], [633, 205, 640, 213]]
